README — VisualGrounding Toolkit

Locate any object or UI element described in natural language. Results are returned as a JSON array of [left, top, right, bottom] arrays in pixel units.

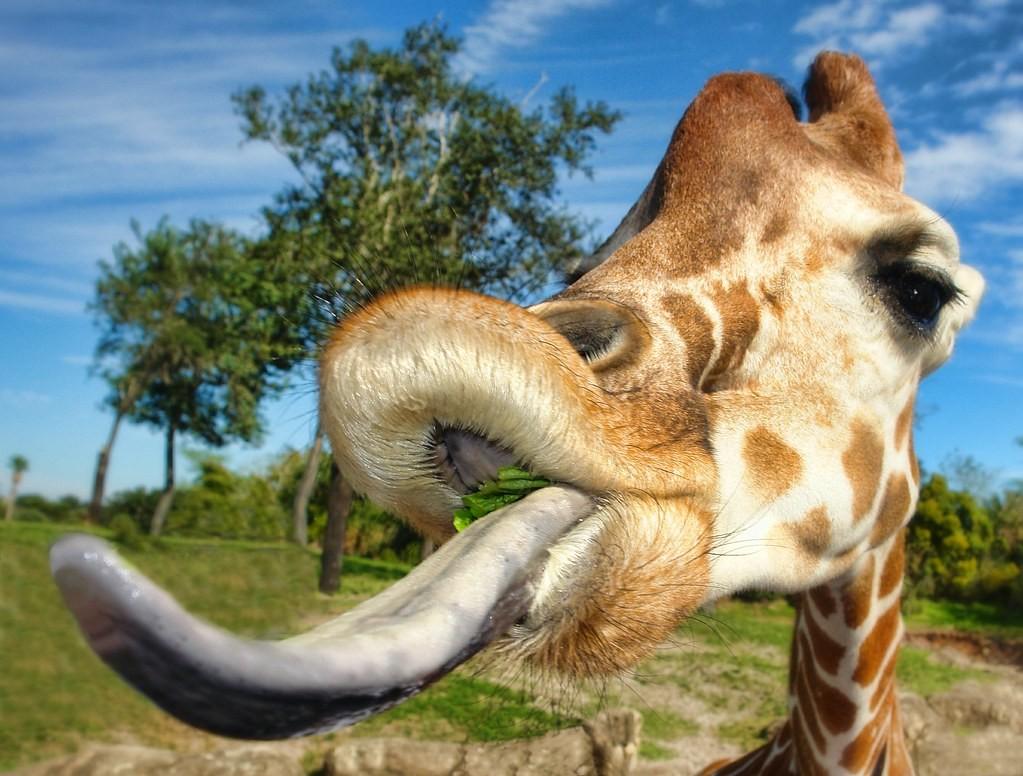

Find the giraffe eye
[[875, 264, 958, 332]]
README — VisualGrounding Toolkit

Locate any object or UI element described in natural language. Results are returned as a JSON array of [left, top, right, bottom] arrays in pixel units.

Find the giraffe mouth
[[51, 286, 618, 741], [432, 425, 518, 494]]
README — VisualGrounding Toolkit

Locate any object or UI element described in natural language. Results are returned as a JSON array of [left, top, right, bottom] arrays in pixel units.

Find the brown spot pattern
[[842, 555, 876, 629], [870, 652, 898, 711], [705, 283, 760, 387], [842, 419, 885, 523], [801, 607, 845, 675], [839, 705, 887, 772], [852, 600, 901, 687], [761, 211, 790, 244], [793, 506, 831, 557], [878, 531, 905, 598], [895, 395, 914, 451], [808, 585, 837, 619], [803, 654, 858, 734], [743, 427, 803, 502], [662, 293, 715, 387], [870, 474, 912, 546]]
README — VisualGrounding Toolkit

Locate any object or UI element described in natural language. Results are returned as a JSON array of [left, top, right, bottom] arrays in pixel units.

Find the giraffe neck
[[707, 530, 913, 776]]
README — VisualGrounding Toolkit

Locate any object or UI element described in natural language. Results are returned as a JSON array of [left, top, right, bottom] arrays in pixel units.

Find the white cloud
[[791, 0, 944, 67], [977, 219, 1023, 237], [0, 389, 52, 406], [61, 355, 93, 367], [0, 289, 85, 315], [852, 3, 943, 58], [952, 59, 1023, 97], [456, 0, 614, 76], [903, 104, 1023, 205], [793, 0, 882, 37]]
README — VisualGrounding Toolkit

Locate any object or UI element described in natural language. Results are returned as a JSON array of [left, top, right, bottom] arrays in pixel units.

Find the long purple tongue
[[50, 486, 590, 739]]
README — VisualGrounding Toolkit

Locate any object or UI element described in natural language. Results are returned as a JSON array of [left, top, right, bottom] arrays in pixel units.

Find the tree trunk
[[4, 473, 20, 521], [88, 411, 124, 523], [318, 461, 353, 594], [150, 424, 176, 537], [292, 428, 325, 547]]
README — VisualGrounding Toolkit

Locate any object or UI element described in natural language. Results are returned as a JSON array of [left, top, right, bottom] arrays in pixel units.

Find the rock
[[585, 708, 642, 776], [325, 729, 598, 776], [325, 738, 464, 776], [928, 680, 1023, 733], [913, 725, 1023, 776], [896, 691, 940, 750], [325, 709, 643, 776], [10, 744, 303, 776]]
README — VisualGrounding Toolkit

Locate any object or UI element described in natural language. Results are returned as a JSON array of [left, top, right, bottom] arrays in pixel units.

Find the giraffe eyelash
[[871, 261, 962, 338]]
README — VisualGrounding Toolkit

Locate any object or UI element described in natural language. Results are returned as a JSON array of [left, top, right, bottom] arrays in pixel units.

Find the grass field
[[0, 521, 1010, 771]]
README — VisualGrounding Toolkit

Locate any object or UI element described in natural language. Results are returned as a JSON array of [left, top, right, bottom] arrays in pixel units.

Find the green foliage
[[11, 494, 85, 523], [906, 474, 1021, 602], [92, 218, 302, 448], [103, 487, 160, 532], [343, 496, 423, 565], [452, 467, 551, 531], [903, 598, 1023, 637], [164, 451, 288, 540], [108, 513, 148, 551], [233, 20, 620, 352]]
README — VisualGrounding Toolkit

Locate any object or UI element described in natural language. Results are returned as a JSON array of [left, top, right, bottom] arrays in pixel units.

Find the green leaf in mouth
[[453, 467, 552, 531]]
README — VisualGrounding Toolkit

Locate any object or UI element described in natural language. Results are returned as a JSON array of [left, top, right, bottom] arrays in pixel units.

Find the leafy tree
[[91, 218, 303, 535], [165, 452, 288, 540], [5, 455, 28, 521], [906, 473, 1019, 600], [233, 21, 619, 579], [10, 494, 85, 523], [940, 450, 999, 502]]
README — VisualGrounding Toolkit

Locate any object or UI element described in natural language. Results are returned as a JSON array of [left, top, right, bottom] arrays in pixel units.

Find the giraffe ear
[[802, 52, 904, 189]]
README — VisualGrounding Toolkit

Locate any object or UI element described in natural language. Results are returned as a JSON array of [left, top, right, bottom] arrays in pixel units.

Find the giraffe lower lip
[[51, 486, 593, 739]]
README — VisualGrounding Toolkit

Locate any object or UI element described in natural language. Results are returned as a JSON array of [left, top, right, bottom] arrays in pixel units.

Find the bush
[[108, 513, 148, 551]]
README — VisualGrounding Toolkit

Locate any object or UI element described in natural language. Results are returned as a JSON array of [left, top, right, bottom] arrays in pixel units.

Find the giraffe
[[51, 52, 983, 774]]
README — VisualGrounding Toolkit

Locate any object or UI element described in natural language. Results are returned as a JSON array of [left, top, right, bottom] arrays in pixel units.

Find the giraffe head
[[50, 52, 982, 739], [319, 51, 982, 673]]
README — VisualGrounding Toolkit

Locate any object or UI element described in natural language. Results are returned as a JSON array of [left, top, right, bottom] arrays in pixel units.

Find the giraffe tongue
[[50, 485, 592, 740]]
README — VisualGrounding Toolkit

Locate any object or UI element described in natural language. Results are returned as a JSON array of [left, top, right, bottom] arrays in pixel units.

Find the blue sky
[[1, 0, 1021, 500]]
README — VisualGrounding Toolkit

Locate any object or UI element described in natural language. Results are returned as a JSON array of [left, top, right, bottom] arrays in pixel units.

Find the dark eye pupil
[[895, 277, 943, 324]]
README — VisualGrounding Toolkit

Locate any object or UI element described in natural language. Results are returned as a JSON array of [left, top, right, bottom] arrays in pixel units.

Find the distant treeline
[[20, 448, 423, 565], [20, 452, 1022, 605]]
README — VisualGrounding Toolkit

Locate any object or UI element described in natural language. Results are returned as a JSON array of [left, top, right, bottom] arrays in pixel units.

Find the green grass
[[352, 673, 577, 742], [639, 740, 675, 760], [896, 646, 993, 696], [903, 598, 1023, 638]]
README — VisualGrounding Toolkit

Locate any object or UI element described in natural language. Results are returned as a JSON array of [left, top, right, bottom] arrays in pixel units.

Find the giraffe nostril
[[531, 298, 646, 369]]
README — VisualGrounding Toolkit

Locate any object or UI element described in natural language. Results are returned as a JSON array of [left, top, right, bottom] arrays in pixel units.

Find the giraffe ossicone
[[52, 52, 983, 774]]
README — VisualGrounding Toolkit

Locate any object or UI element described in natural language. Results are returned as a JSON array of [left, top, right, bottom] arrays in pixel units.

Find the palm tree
[[5, 455, 28, 521]]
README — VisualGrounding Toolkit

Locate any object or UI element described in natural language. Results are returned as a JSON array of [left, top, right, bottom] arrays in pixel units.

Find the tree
[[940, 450, 999, 502], [91, 218, 303, 535], [905, 473, 1019, 600], [233, 22, 619, 574], [5, 455, 28, 521]]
